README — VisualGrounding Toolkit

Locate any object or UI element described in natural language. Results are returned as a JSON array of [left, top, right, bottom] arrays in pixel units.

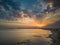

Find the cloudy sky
[[0, 0, 60, 28]]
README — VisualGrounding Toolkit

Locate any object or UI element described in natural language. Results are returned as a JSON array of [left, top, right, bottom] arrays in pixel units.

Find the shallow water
[[0, 29, 52, 45]]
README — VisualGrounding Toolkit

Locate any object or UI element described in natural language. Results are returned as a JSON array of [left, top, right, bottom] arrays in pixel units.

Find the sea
[[0, 29, 52, 45]]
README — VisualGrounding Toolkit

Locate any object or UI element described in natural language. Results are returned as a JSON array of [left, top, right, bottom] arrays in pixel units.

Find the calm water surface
[[0, 29, 52, 45]]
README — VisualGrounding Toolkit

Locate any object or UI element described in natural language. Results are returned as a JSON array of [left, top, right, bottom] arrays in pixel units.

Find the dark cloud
[[0, 0, 44, 20], [0, 0, 21, 20], [46, 21, 60, 28], [0, 0, 58, 20], [0, 0, 21, 10], [0, 0, 60, 28], [54, 0, 60, 7]]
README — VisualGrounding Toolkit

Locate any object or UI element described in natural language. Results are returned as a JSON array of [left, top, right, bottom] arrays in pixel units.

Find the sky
[[0, 0, 60, 28]]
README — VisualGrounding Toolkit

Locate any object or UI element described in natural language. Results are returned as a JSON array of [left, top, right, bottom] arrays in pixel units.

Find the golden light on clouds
[[0, 10, 60, 28], [38, 11, 60, 27], [48, 2, 53, 8], [10, 11, 60, 27], [14, 12, 46, 27]]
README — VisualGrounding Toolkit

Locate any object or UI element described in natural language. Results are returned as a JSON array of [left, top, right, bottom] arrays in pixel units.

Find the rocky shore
[[50, 28, 60, 45]]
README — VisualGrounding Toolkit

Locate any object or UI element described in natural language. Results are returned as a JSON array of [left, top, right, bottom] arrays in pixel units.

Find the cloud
[[0, 0, 60, 27], [0, 0, 21, 20]]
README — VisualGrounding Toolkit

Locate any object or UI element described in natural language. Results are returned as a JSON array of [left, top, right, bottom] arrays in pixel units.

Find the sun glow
[[14, 12, 46, 27], [14, 10, 60, 28], [1, 10, 59, 28]]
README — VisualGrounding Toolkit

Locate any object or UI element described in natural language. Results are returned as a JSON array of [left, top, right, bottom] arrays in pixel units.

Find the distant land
[[0, 25, 60, 30]]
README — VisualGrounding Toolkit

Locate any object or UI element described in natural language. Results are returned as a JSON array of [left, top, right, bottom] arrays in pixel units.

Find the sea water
[[0, 29, 52, 45]]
